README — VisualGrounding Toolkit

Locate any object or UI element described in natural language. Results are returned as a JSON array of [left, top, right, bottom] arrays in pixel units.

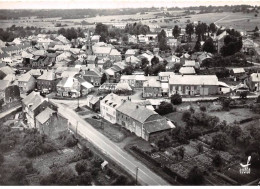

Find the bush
[[240, 91, 248, 99], [155, 101, 175, 115], [171, 93, 182, 105], [182, 111, 191, 122], [212, 154, 223, 167], [187, 166, 204, 185], [211, 132, 229, 151], [65, 134, 78, 147], [200, 106, 206, 112], [257, 95, 260, 103], [75, 160, 88, 175], [0, 153, 4, 166]]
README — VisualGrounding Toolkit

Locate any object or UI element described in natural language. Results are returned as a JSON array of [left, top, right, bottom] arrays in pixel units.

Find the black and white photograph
[[0, 0, 260, 186]]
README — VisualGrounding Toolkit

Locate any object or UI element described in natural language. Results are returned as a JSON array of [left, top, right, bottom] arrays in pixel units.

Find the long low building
[[168, 75, 219, 96], [116, 100, 173, 141]]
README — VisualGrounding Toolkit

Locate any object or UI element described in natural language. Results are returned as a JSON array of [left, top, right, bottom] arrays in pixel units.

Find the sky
[[0, 0, 259, 9]]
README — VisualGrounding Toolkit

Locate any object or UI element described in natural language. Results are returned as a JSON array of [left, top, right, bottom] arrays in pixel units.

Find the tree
[[209, 23, 217, 34], [122, 65, 134, 75], [95, 23, 109, 42], [156, 101, 174, 115], [158, 37, 169, 51], [230, 125, 242, 144], [157, 29, 166, 42], [141, 58, 149, 69], [212, 154, 223, 167], [220, 35, 243, 57], [122, 34, 128, 43], [182, 111, 192, 122], [100, 73, 107, 85], [112, 175, 128, 185], [75, 160, 88, 175], [257, 95, 260, 103], [0, 153, 4, 166], [193, 40, 201, 52], [151, 56, 159, 66], [172, 25, 181, 38], [171, 93, 182, 105], [187, 166, 204, 185], [178, 146, 185, 159], [240, 91, 248, 99], [202, 37, 216, 53], [197, 143, 204, 153], [211, 132, 229, 151], [185, 23, 194, 42]]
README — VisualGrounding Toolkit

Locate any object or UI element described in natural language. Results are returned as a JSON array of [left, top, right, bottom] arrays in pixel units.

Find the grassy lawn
[[84, 117, 127, 143], [208, 108, 259, 124], [165, 111, 186, 128]]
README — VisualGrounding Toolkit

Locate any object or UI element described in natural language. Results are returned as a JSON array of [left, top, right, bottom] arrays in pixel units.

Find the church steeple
[[86, 29, 93, 55]]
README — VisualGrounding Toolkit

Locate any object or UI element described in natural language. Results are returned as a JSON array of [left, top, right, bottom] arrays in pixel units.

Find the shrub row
[[130, 146, 161, 167]]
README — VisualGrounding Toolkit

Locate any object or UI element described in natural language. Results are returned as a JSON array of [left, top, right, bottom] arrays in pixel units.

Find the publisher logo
[[240, 156, 251, 174]]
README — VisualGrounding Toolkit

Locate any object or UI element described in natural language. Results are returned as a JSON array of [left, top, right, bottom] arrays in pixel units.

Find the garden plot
[[222, 164, 260, 185], [208, 108, 258, 124]]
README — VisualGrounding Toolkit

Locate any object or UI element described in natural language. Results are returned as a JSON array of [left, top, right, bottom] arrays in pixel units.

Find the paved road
[[51, 101, 169, 186]]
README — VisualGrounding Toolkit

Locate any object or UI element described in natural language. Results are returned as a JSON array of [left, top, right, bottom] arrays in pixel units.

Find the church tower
[[86, 29, 93, 55]]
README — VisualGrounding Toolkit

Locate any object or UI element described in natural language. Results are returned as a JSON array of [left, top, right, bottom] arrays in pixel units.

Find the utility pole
[[202, 83, 204, 99], [76, 121, 78, 137], [135, 167, 139, 185]]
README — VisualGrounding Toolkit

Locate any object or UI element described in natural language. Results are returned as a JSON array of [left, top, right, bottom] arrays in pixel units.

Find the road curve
[[53, 101, 170, 186]]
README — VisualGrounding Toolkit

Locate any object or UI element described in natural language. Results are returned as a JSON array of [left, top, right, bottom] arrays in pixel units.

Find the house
[[148, 24, 161, 33], [242, 38, 257, 53], [167, 37, 178, 47], [3, 85, 20, 103], [85, 95, 101, 112], [197, 52, 213, 64], [109, 49, 121, 62], [248, 73, 260, 91], [100, 93, 125, 124], [143, 77, 162, 98], [183, 60, 200, 69], [22, 91, 57, 128], [213, 31, 228, 53], [0, 66, 15, 75], [98, 82, 132, 94], [169, 75, 219, 96], [56, 77, 81, 98], [230, 68, 246, 80], [92, 46, 112, 59], [125, 49, 139, 58], [128, 35, 138, 44], [219, 81, 232, 94], [125, 56, 141, 67], [165, 55, 181, 70], [0, 51, 10, 63], [35, 107, 68, 139], [119, 75, 147, 88], [82, 67, 103, 86], [179, 67, 196, 75], [3, 74, 16, 83], [79, 78, 94, 96], [17, 72, 36, 93], [116, 100, 173, 141], [36, 70, 58, 93], [105, 66, 121, 83], [158, 72, 175, 82], [86, 55, 98, 68], [120, 75, 136, 88], [0, 80, 10, 100]]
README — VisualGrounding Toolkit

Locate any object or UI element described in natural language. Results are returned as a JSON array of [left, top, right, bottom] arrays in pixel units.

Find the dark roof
[[117, 100, 158, 124], [144, 118, 171, 134]]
